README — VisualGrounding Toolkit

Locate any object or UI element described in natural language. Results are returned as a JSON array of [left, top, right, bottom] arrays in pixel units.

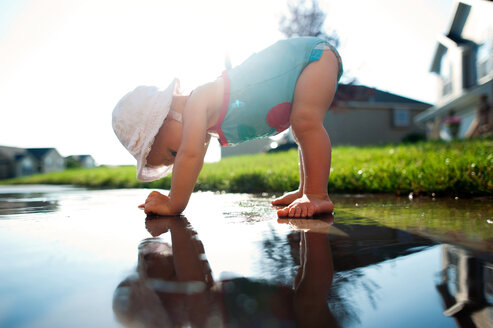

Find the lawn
[[2, 138, 492, 197]]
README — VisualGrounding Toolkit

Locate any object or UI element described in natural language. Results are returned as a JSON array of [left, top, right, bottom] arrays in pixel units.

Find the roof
[[0, 146, 36, 162], [26, 148, 59, 160], [415, 77, 493, 122], [430, 1, 472, 73], [333, 84, 431, 108], [0, 146, 27, 159]]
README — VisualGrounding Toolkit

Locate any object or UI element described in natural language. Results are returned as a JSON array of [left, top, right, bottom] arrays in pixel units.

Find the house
[[0, 146, 38, 179], [222, 84, 430, 157], [325, 84, 430, 146], [221, 138, 274, 158], [0, 146, 66, 179], [415, 0, 493, 139], [65, 155, 96, 168], [26, 148, 65, 174]]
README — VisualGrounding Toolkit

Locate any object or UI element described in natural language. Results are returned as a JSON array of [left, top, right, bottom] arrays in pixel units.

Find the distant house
[[325, 84, 430, 146], [415, 0, 493, 139], [221, 138, 273, 158], [222, 84, 430, 157], [26, 148, 65, 173], [65, 155, 96, 168], [0, 146, 38, 179], [0, 146, 65, 179]]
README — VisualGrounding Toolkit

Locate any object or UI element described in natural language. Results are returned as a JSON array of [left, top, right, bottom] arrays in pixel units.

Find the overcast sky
[[0, 0, 454, 165]]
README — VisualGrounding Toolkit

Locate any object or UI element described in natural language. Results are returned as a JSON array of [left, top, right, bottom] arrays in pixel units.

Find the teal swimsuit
[[209, 37, 343, 146]]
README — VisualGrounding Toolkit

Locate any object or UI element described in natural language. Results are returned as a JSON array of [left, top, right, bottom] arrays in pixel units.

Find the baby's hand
[[140, 191, 175, 216]]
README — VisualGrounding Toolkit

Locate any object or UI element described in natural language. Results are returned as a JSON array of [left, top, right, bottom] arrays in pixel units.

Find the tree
[[65, 157, 81, 169], [279, 0, 358, 90], [279, 0, 339, 47]]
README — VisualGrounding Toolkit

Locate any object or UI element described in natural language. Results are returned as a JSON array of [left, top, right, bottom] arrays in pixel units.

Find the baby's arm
[[145, 88, 211, 216]]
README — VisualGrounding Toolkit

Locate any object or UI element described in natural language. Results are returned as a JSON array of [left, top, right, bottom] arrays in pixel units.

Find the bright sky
[[0, 0, 453, 166]]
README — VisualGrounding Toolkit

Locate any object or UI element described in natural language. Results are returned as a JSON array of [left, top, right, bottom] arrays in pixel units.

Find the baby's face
[[147, 118, 182, 166]]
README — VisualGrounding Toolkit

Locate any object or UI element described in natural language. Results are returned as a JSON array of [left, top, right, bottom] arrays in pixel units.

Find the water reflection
[[0, 187, 491, 327], [113, 216, 338, 328], [0, 185, 76, 216], [332, 194, 493, 251], [437, 244, 493, 327], [278, 217, 437, 327], [112, 211, 493, 328], [0, 192, 60, 216]]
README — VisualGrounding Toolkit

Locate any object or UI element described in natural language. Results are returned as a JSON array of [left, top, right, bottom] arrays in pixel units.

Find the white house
[[415, 0, 493, 139]]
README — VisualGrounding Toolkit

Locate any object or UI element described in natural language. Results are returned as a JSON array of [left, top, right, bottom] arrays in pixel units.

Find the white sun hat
[[112, 79, 180, 182]]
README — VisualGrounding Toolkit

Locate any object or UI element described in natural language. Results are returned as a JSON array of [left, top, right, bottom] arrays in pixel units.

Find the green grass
[[2, 138, 492, 197]]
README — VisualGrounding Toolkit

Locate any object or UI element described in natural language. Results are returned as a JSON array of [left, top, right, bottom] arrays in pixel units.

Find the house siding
[[0, 153, 13, 179], [80, 156, 96, 168], [17, 156, 36, 177], [324, 107, 425, 146], [222, 138, 272, 158], [435, 45, 469, 103], [41, 150, 65, 173]]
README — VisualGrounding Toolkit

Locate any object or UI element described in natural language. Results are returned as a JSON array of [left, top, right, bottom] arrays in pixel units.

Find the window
[[21, 158, 33, 176], [477, 40, 492, 80], [440, 53, 453, 95], [393, 109, 410, 127]]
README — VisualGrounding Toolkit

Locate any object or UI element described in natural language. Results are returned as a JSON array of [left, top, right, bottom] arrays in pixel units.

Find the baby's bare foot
[[271, 190, 303, 206], [277, 194, 334, 218]]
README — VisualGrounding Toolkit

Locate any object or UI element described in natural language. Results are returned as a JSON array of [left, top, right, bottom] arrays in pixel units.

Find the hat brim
[[136, 79, 179, 182]]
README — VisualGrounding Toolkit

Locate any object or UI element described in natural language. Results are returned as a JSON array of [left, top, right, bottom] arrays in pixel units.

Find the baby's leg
[[277, 50, 338, 217]]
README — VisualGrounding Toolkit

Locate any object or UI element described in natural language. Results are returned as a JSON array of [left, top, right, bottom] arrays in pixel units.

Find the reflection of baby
[[113, 217, 338, 327], [113, 240, 174, 327], [113, 219, 214, 328], [113, 37, 343, 218]]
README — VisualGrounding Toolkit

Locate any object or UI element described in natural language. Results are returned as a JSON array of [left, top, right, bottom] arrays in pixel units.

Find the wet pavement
[[0, 185, 492, 327]]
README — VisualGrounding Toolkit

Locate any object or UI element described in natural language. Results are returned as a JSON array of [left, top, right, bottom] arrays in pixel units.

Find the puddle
[[0, 186, 492, 327]]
